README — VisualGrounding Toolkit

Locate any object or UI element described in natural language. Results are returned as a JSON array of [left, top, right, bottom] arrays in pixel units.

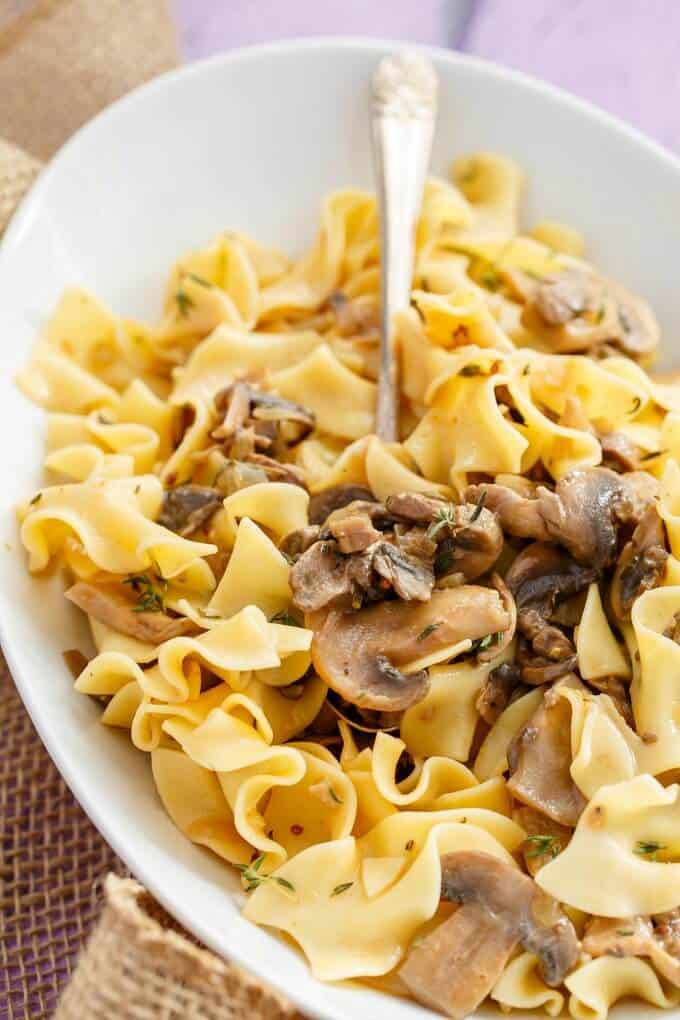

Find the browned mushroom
[[385, 491, 448, 524], [476, 661, 521, 725], [307, 585, 511, 712], [620, 470, 661, 524], [479, 573, 517, 661], [157, 484, 223, 537], [583, 915, 680, 987], [308, 484, 376, 525], [325, 500, 389, 553], [504, 543, 594, 685], [469, 467, 630, 570], [611, 504, 668, 620], [601, 432, 640, 473], [507, 679, 586, 827], [519, 268, 659, 361], [65, 580, 194, 643], [399, 850, 579, 1019], [290, 535, 434, 613], [243, 452, 308, 489], [279, 525, 322, 560]]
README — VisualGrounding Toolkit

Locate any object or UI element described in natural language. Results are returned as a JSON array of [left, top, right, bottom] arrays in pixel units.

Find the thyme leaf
[[524, 834, 561, 859], [235, 855, 296, 893], [417, 621, 441, 642], [426, 504, 456, 541], [470, 489, 487, 523], [633, 840, 666, 860], [123, 569, 167, 613], [175, 289, 195, 319], [331, 882, 354, 897]]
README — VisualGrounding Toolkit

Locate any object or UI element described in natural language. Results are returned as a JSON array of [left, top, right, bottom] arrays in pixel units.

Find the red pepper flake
[[290, 824, 304, 836]]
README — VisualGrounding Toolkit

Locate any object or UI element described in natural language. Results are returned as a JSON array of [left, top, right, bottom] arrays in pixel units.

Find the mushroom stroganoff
[[16, 152, 680, 1019]]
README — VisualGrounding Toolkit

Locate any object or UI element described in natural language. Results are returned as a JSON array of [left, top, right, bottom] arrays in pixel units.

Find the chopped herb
[[417, 621, 441, 642], [522, 364, 531, 376], [633, 840, 666, 860], [319, 542, 333, 555], [470, 489, 487, 523], [122, 570, 167, 613], [421, 276, 431, 292], [475, 633, 494, 652], [459, 364, 483, 377], [235, 855, 296, 893], [29, 493, 42, 505], [426, 504, 456, 541], [270, 610, 300, 627], [175, 289, 194, 318], [405, 839, 415, 851], [617, 930, 635, 936], [640, 449, 668, 462], [327, 785, 344, 805], [524, 834, 560, 859], [331, 882, 354, 897], [410, 297, 426, 323], [629, 396, 642, 416], [187, 272, 213, 288], [134, 484, 141, 494], [480, 268, 501, 291], [198, 608, 222, 619], [595, 304, 605, 324]]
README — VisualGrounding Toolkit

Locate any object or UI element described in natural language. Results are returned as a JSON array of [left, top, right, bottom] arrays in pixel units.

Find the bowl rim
[[4, 35, 680, 1020]]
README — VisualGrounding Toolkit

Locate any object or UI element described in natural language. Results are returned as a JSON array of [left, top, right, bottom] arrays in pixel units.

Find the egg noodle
[[16, 152, 680, 1018]]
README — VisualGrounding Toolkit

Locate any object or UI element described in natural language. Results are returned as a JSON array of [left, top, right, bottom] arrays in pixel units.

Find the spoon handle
[[371, 51, 438, 442]]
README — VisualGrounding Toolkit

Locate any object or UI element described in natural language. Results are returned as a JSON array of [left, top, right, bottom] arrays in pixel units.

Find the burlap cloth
[[0, 4, 303, 1018]]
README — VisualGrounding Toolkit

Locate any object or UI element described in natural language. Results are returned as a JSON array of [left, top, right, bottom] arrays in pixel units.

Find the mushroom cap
[[307, 584, 511, 712]]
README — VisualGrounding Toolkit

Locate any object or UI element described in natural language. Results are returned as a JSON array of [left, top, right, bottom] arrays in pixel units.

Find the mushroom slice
[[505, 543, 596, 615], [289, 541, 357, 613], [476, 662, 521, 725], [468, 467, 630, 570], [157, 485, 223, 537], [515, 806, 572, 877], [326, 689, 401, 733], [308, 485, 376, 525], [65, 580, 194, 644], [385, 491, 448, 524], [520, 268, 659, 361], [371, 542, 434, 601], [583, 915, 680, 987], [244, 452, 308, 489], [620, 470, 661, 524], [279, 525, 321, 560], [308, 585, 510, 712], [601, 431, 640, 473], [507, 679, 586, 827], [611, 505, 668, 620], [478, 573, 516, 662], [399, 851, 579, 1019], [326, 505, 384, 554]]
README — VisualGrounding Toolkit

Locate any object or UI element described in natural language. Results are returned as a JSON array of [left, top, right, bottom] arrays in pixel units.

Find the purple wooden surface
[[173, 0, 680, 153]]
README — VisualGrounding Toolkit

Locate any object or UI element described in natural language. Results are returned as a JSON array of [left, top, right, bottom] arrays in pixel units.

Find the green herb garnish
[[270, 610, 300, 627], [331, 882, 354, 897], [235, 855, 295, 893], [187, 272, 213, 288], [470, 489, 487, 523], [524, 834, 560, 859], [459, 364, 483, 377], [617, 930, 635, 936], [426, 504, 456, 541], [29, 493, 42, 505], [123, 568, 167, 613], [417, 621, 441, 643], [175, 289, 195, 318], [328, 785, 344, 805], [633, 840, 666, 860]]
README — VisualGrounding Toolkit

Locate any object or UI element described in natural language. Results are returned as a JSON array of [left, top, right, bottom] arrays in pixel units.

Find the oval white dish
[[2, 37, 680, 1020]]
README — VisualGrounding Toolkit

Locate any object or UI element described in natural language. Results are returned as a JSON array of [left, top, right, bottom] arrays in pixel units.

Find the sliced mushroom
[[470, 468, 630, 571], [65, 580, 194, 643], [325, 689, 401, 733], [289, 541, 360, 613], [385, 491, 448, 524], [585, 674, 634, 727], [507, 679, 586, 827], [476, 661, 521, 725], [244, 452, 308, 489], [279, 525, 321, 560], [583, 915, 680, 987], [308, 585, 511, 712], [601, 432, 640, 473], [611, 504, 668, 620], [520, 268, 659, 361], [157, 485, 223, 537], [620, 470, 661, 524], [479, 573, 516, 662], [371, 542, 434, 601], [308, 484, 376, 525], [399, 850, 579, 1019], [325, 502, 387, 553]]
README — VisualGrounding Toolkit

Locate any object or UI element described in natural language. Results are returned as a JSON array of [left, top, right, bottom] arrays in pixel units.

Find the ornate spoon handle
[[371, 51, 438, 442]]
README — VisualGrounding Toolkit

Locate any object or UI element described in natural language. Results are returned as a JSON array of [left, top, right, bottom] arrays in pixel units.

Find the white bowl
[[2, 38, 680, 1020]]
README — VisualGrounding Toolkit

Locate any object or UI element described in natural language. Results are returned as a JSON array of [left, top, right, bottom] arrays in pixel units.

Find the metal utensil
[[371, 51, 438, 442]]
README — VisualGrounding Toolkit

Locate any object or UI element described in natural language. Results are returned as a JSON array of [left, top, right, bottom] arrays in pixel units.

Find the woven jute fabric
[[0, 3, 303, 1018], [54, 876, 302, 1020]]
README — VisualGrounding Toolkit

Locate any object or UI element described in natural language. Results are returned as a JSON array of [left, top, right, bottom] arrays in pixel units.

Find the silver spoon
[[371, 51, 438, 442]]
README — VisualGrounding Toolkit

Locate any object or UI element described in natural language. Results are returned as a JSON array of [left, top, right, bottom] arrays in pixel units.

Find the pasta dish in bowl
[[6, 38, 680, 1020]]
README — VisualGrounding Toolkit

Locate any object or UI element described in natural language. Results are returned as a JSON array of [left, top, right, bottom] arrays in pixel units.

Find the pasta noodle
[[16, 149, 680, 1019]]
